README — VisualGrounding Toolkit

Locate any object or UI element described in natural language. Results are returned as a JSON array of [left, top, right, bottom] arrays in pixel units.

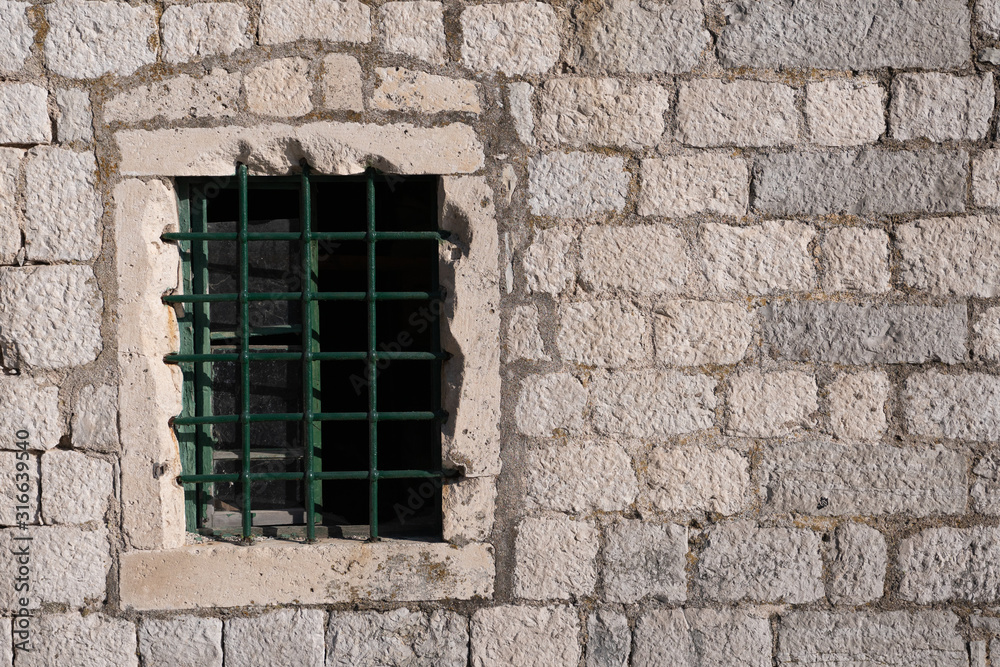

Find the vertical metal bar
[[430, 181, 443, 537], [366, 169, 379, 539], [237, 164, 252, 539], [300, 166, 318, 542], [192, 190, 214, 530], [177, 183, 197, 532]]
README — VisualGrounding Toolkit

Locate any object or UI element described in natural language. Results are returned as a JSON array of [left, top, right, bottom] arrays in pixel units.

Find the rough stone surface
[[105, 70, 241, 123], [586, 611, 630, 667], [245, 58, 313, 117], [327, 609, 467, 667], [460, 3, 561, 75], [981, 0, 1000, 38], [580, 224, 688, 294], [0, 84, 50, 145], [828, 523, 887, 605], [698, 522, 824, 603], [823, 227, 890, 293], [523, 228, 574, 294], [754, 150, 968, 216], [538, 78, 670, 149], [0, 265, 103, 370], [701, 221, 815, 295], [0, 1, 31, 73], [654, 300, 753, 366], [603, 521, 687, 603], [763, 302, 968, 364], [898, 215, 1000, 297], [507, 305, 547, 361], [0, 376, 62, 450], [806, 80, 885, 146], [320, 54, 364, 111], [577, 0, 710, 73], [259, 0, 370, 44], [762, 441, 967, 517], [17, 613, 136, 667], [891, 73, 994, 141], [677, 79, 800, 147], [973, 150, 1000, 208], [508, 82, 535, 145], [161, 3, 251, 63], [45, 1, 157, 78], [442, 476, 496, 544], [972, 451, 1000, 515], [381, 1, 446, 64], [905, 371, 1000, 442], [976, 306, 1000, 362], [633, 609, 772, 667], [640, 155, 748, 219], [139, 616, 223, 667], [225, 609, 325, 667], [591, 370, 717, 437], [646, 445, 750, 515], [0, 148, 21, 264], [0, 452, 38, 526], [373, 67, 480, 114], [525, 441, 637, 512], [727, 370, 817, 438], [471, 606, 580, 667], [528, 152, 628, 217], [899, 527, 1000, 603], [0, 526, 109, 609], [556, 300, 648, 367], [516, 373, 587, 437], [72, 384, 119, 452], [514, 515, 598, 600], [777, 611, 967, 666], [41, 450, 114, 524], [718, 0, 970, 69], [828, 371, 889, 442], [25, 148, 101, 262], [55, 89, 93, 143]]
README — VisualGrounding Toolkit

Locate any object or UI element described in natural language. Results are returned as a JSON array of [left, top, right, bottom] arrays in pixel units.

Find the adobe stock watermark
[[393, 475, 444, 526], [10, 428, 33, 651]]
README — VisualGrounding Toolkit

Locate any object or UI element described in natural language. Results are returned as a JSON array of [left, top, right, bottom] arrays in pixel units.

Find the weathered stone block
[[0, 376, 62, 450], [701, 221, 815, 295], [105, 70, 241, 123], [471, 606, 580, 667], [806, 80, 885, 146], [246, 58, 313, 118], [525, 441, 637, 512], [25, 148, 101, 262], [828, 371, 889, 442], [646, 445, 750, 515], [654, 300, 753, 366], [586, 611, 629, 667], [677, 79, 800, 147], [698, 522, 824, 603], [442, 476, 495, 544], [16, 613, 136, 667], [972, 450, 1000, 515], [763, 302, 967, 364], [822, 227, 890, 293], [974, 150, 1000, 208], [640, 155, 748, 219], [319, 54, 363, 112], [0, 2, 31, 73], [556, 300, 648, 367], [507, 305, 547, 361], [259, 0, 370, 44], [161, 3, 251, 63], [981, 0, 1000, 38], [45, 1, 157, 78], [727, 370, 817, 437], [591, 370, 717, 437], [55, 89, 93, 143], [828, 523, 886, 605], [0, 148, 21, 264], [71, 385, 119, 452], [139, 616, 223, 667], [0, 84, 49, 146], [754, 150, 967, 216], [0, 526, 109, 609], [460, 3, 561, 75], [529, 152, 628, 217], [373, 67, 480, 114], [603, 521, 687, 603], [514, 514, 598, 600], [523, 227, 574, 294], [899, 215, 1000, 297], [0, 452, 38, 526], [975, 307, 1000, 362], [508, 82, 535, 145], [516, 373, 587, 437], [762, 441, 967, 516], [226, 609, 325, 667], [381, 2, 446, 64], [891, 73, 994, 141], [580, 224, 688, 294], [899, 527, 1000, 603], [41, 450, 113, 524], [905, 371, 1000, 441], [328, 609, 467, 667], [634, 609, 772, 667]]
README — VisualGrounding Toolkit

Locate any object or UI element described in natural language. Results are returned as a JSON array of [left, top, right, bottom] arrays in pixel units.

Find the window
[[164, 165, 448, 542]]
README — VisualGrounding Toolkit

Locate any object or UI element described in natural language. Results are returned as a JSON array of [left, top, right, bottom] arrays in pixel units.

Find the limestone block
[[0, 452, 38, 526], [0, 84, 50, 146], [900, 526, 1000, 603], [516, 373, 587, 437], [45, 1, 157, 78], [471, 606, 580, 667], [556, 300, 648, 367], [320, 54, 364, 112], [226, 609, 324, 667], [0, 526, 109, 610], [822, 227, 890, 294], [507, 305, 547, 361], [41, 450, 113, 524], [105, 70, 241, 123], [0, 148, 21, 264], [528, 152, 628, 217], [373, 67, 480, 114], [25, 147, 101, 261], [763, 302, 967, 364], [654, 300, 753, 366], [677, 79, 800, 147], [139, 616, 223, 667], [71, 384, 119, 452], [523, 227, 574, 294], [646, 445, 750, 515], [981, 0, 1000, 37], [16, 613, 136, 667], [538, 78, 670, 149], [974, 150, 1000, 208], [591, 370, 716, 437], [727, 370, 817, 438], [381, 1, 446, 64], [603, 521, 687, 603], [891, 73, 994, 141], [514, 515, 598, 600], [828, 523, 886, 605], [245, 58, 313, 118], [806, 80, 885, 146], [55, 89, 93, 143], [972, 450, 1000, 515], [0, 376, 62, 450], [698, 522, 824, 603], [905, 370, 1000, 441], [577, 0, 709, 74], [0, 265, 103, 370], [442, 476, 496, 544], [976, 306, 1000, 361], [898, 215, 1000, 297], [259, 0, 370, 44], [828, 371, 889, 442], [762, 441, 968, 516], [525, 441, 637, 512], [718, 0, 970, 69], [508, 82, 535, 145], [754, 150, 967, 216], [460, 3, 561, 75], [586, 611, 629, 667], [0, 2, 31, 73], [640, 155, 748, 219], [161, 3, 251, 63], [328, 609, 467, 667], [580, 224, 688, 295], [701, 221, 815, 295], [633, 609, 771, 667]]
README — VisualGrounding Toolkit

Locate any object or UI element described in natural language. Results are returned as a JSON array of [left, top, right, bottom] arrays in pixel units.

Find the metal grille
[[163, 165, 446, 542]]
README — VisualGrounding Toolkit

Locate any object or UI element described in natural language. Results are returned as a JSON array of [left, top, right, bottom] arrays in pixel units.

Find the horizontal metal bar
[[166, 350, 446, 363], [163, 230, 449, 242], [210, 325, 302, 340], [213, 448, 304, 461], [178, 469, 447, 484], [163, 291, 441, 304], [172, 410, 446, 426]]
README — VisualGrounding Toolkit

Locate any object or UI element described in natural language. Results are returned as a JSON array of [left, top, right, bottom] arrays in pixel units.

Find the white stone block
[[0, 376, 62, 450], [634, 609, 771, 666], [373, 67, 480, 114], [0, 1, 31, 73], [591, 370, 717, 437], [891, 73, 994, 141], [556, 300, 648, 367], [828, 523, 887, 605], [471, 606, 580, 667], [71, 385, 119, 452], [514, 515, 600, 599], [508, 82, 535, 145], [16, 613, 135, 667], [823, 227, 890, 293], [225, 609, 325, 667], [580, 224, 689, 295], [677, 79, 801, 147], [603, 521, 687, 603], [0, 148, 22, 264], [0, 84, 50, 146], [45, 1, 157, 78], [320, 54, 363, 112], [461, 3, 561, 75], [515, 373, 587, 437], [828, 371, 889, 442], [974, 150, 1000, 208], [105, 70, 241, 123], [25, 148, 101, 262], [646, 445, 750, 515], [161, 3, 251, 63], [654, 300, 753, 366], [55, 89, 93, 143], [522, 227, 575, 294], [702, 221, 816, 295], [245, 58, 313, 118], [381, 1, 446, 64], [259, 0, 370, 44], [0, 526, 109, 609], [898, 215, 1000, 297], [328, 608, 467, 667], [0, 451, 38, 526], [507, 305, 547, 361], [806, 79, 885, 146], [41, 450, 113, 524], [727, 369, 817, 437], [139, 616, 223, 667], [528, 152, 628, 217], [640, 155, 748, 219], [525, 441, 637, 512]]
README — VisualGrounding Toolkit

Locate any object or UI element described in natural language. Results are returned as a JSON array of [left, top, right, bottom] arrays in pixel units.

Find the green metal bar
[[172, 410, 446, 426], [163, 230, 448, 242], [180, 469, 447, 484], [367, 168, 379, 539], [176, 183, 198, 532], [300, 165, 318, 542], [237, 164, 252, 539], [166, 350, 446, 363], [192, 189, 215, 530], [209, 325, 302, 340], [163, 291, 441, 304]]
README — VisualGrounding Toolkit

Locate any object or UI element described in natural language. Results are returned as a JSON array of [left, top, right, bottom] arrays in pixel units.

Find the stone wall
[[0, 0, 997, 664]]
